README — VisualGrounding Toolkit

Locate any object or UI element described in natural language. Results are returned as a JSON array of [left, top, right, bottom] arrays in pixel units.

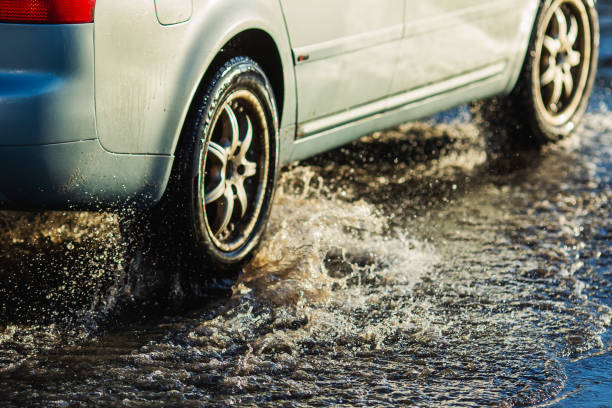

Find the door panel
[[279, 0, 404, 127], [392, 0, 530, 93]]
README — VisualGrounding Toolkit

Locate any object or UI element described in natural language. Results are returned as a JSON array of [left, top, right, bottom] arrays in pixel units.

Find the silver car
[[0, 0, 599, 273]]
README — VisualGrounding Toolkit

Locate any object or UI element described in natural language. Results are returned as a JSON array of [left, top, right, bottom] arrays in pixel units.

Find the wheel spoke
[[555, 8, 568, 45], [205, 179, 226, 205], [207, 141, 228, 166], [562, 64, 574, 98], [205, 141, 228, 204], [543, 36, 561, 56], [234, 181, 248, 217], [224, 105, 240, 156], [238, 116, 253, 161], [567, 50, 581, 67], [550, 69, 564, 110], [243, 161, 257, 178], [216, 186, 235, 236], [541, 63, 557, 86], [567, 14, 579, 47]]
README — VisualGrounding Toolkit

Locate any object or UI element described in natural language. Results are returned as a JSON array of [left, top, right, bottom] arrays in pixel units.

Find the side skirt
[[289, 62, 508, 162]]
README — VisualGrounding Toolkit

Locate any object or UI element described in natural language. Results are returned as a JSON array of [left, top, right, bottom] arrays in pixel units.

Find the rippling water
[[1, 21, 611, 407]]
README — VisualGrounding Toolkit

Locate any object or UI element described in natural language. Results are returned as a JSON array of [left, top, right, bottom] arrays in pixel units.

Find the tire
[[471, 0, 599, 153], [126, 56, 279, 280]]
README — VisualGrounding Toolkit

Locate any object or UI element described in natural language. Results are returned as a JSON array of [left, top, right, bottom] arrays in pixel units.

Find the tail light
[[0, 0, 95, 24]]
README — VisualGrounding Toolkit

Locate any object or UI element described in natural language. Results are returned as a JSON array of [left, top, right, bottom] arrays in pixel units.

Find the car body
[[0, 0, 542, 210]]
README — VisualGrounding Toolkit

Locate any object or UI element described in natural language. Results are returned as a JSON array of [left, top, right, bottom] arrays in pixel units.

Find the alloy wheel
[[200, 90, 270, 253], [534, 0, 592, 126]]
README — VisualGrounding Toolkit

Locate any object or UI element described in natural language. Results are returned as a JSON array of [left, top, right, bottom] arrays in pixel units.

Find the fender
[[501, 0, 540, 94], [93, 0, 296, 156]]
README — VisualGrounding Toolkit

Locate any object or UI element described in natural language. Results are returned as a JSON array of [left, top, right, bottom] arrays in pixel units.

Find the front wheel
[[472, 0, 599, 153], [132, 57, 279, 279]]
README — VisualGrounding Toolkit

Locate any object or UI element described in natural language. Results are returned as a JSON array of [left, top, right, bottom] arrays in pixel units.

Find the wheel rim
[[200, 90, 270, 253], [534, 0, 592, 127]]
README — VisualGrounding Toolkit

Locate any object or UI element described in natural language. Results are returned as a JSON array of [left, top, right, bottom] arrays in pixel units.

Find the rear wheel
[[126, 57, 279, 281], [191, 59, 278, 268], [472, 0, 599, 153]]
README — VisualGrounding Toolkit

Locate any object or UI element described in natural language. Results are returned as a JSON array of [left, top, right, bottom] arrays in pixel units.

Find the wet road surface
[[1, 10, 612, 408]]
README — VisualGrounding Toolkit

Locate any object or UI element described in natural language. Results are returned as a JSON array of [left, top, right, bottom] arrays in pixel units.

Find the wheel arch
[[501, 0, 542, 95], [169, 5, 296, 157], [219, 30, 286, 123]]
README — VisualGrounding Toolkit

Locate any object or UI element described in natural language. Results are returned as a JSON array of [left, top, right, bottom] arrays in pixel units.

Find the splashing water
[[0, 65, 611, 406]]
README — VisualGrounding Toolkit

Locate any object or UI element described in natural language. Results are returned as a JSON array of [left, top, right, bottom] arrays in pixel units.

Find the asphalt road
[[0, 4, 610, 407]]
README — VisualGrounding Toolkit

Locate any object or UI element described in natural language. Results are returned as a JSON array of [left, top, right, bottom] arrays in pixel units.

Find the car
[[0, 0, 599, 275]]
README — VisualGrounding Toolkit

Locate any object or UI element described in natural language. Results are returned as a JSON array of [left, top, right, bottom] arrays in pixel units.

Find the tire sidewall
[[189, 58, 279, 269]]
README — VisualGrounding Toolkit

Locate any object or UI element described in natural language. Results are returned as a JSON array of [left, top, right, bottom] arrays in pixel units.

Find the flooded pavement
[[1, 16, 612, 408]]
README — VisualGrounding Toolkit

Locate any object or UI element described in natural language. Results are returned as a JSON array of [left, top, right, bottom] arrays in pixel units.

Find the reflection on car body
[[0, 0, 599, 273]]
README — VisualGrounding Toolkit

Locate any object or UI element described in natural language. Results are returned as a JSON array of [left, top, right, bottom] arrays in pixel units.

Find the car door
[[392, 0, 532, 93], [279, 0, 404, 134]]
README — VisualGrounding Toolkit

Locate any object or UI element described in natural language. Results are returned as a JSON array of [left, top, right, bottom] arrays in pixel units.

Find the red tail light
[[0, 0, 95, 24]]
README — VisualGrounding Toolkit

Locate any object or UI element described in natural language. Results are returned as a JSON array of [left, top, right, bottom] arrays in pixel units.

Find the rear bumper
[[0, 140, 173, 210], [0, 23, 97, 146], [0, 23, 174, 210]]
